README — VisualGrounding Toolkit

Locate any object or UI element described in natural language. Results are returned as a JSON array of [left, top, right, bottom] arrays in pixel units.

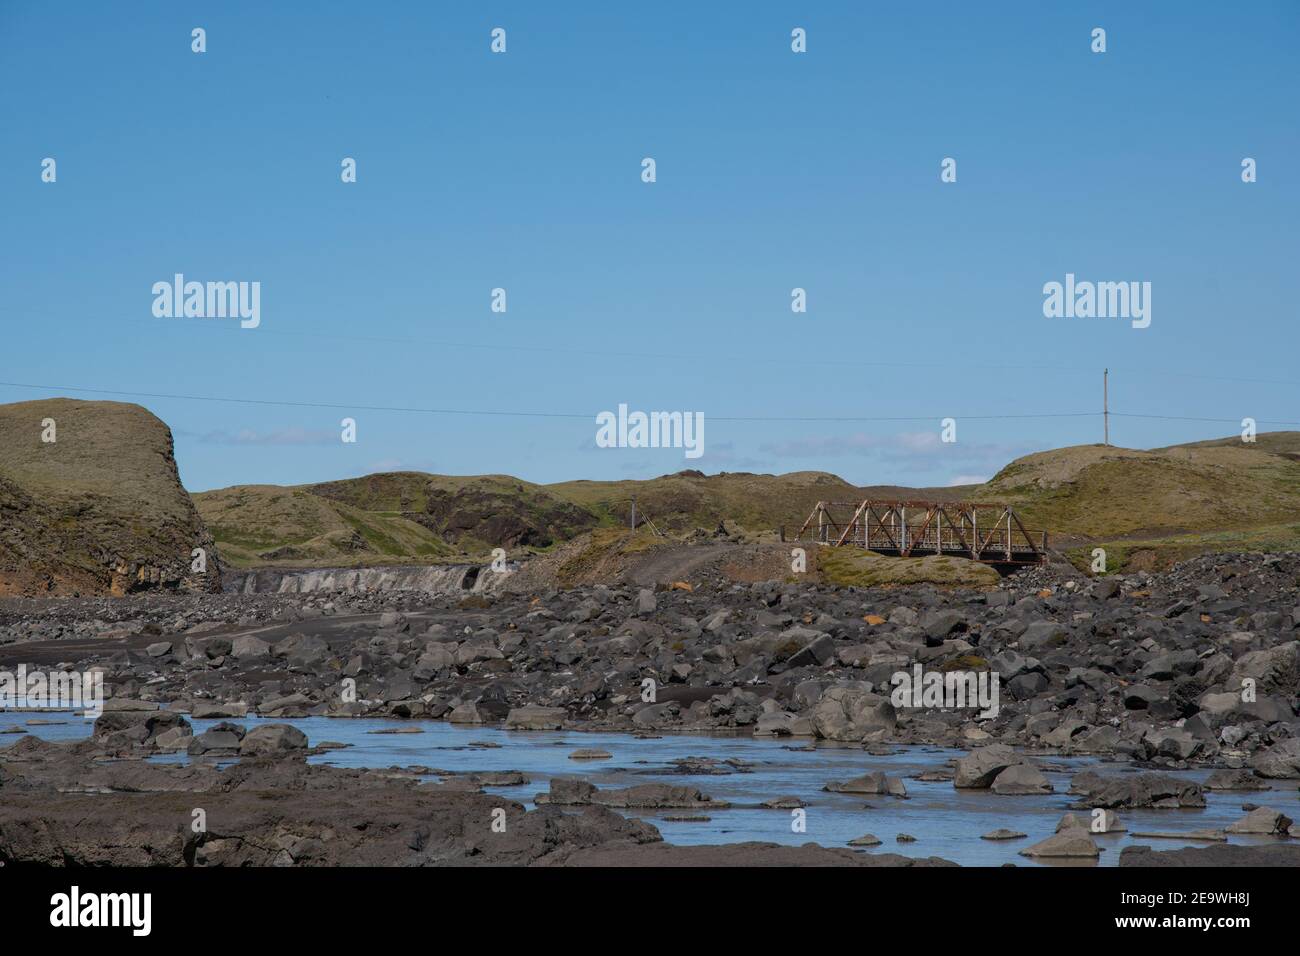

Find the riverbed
[[2, 712, 1291, 866]]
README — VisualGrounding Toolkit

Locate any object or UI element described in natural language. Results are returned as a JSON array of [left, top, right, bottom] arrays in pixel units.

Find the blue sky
[[2, 1, 1297, 492]]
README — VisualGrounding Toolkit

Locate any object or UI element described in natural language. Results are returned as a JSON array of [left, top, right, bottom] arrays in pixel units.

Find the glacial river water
[[3, 712, 1293, 866]]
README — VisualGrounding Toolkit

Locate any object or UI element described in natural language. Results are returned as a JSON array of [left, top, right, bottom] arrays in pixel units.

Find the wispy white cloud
[[760, 431, 947, 460], [182, 426, 337, 446], [754, 431, 1041, 485]]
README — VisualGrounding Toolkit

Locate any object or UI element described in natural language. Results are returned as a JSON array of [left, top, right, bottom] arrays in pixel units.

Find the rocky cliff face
[[0, 398, 220, 596]]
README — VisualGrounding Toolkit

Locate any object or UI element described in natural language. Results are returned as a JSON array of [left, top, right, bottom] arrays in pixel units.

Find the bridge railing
[[788, 499, 1048, 564]]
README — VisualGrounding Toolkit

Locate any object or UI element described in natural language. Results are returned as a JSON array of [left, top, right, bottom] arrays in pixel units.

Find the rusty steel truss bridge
[[789, 500, 1048, 569]]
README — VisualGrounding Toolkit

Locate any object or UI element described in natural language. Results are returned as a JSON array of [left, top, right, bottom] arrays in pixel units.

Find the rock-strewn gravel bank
[[2, 551, 1294, 767], [1, 549, 1297, 866]]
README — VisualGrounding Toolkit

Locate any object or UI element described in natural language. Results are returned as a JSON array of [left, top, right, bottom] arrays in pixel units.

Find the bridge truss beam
[[793, 500, 1048, 568]]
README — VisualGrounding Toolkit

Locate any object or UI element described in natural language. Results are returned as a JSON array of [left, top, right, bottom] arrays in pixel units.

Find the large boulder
[[754, 711, 801, 737], [954, 744, 1022, 789], [632, 702, 676, 727], [267, 633, 325, 665], [534, 777, 597, 805], [991, 764, 1053, 795], [239, 723, 308, 756], [1230, 642, 1298, 694], [448, 702, 485, 724], [255, 692, 315, 717], [786, 633, 836, 668], [504, 705, 567, 731], [824, 771, 907, 797], [230, 635, 270, 659], [1225, 807, 1292, 836], [1142, 727, 1202, 761], [921, 610, 967, 646], [1019, 621, 1068, 653], [810, 686, 896, 741], [636, 588, 657, 615], [187, 721, 246, 756], [1251, 739, 1300, 779], [1057, 810, 1124, 833], [91, 709, 191, 749], [1203, 769, 1269, 791], [412, 645, 457, 680], [186, 636, 232, 660], [456, 642, 503, 666], [191, 701, 249, 719], [1019, 833, 1099, 859], [1069, 771, 1205, 809]]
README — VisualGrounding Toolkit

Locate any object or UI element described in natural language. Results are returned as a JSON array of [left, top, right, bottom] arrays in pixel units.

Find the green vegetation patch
[[818, 547, 999, 588]]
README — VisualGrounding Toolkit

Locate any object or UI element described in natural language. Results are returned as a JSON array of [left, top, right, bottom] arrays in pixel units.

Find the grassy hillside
[[192, 430, 1300, 574], [195, 469, 970, 569], [548, 470, 968, 534], [194, 472, 602, 568], [0, 399, 219, 596], [973, 434, 1300, 572], [7, 395, 1292, 583], [192, 483, 458, 567], [309, 473, 598, 550], [1168, 432, 1300, 458]]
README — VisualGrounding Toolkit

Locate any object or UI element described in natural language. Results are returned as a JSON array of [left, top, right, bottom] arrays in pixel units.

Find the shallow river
[[3, 712, 1292, 866]]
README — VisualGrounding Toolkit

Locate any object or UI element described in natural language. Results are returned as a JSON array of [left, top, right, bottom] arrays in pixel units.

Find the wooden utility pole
[[631, 496, 637, 531], [1103, 368, 1110, 445]]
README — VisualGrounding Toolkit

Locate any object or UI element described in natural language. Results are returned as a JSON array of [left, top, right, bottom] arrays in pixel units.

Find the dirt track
[[625, 543, 741, 586]]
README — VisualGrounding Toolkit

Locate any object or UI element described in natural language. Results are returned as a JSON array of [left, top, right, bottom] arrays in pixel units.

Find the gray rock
[[636, 589, 657, 615], [848, 833, 882, 847], [188, 722, 246, 756], [954, 744, 1021, 789], [191, 701, 249, 719], [810, 686, 896, 741], [231, 635, 270, 659], [981, 828, 1026, 840], [568, 748, 612, 760], [92, 710, 190, 749], [1143, 727, 1202, 760], [239, 723, 308, 755], [1224, 807, 1292, 835], [754, 711, 799, 737], [504, 705, 567, 731], [1057, 810, 1124, 833], [448, 702, 485, 724], [990, 764, 1053, 795], [824, 771, 907, 797], [1019, 832, 1099, 859], [1203, 769, 1269, 791], [1069, 771, 1205, 809], [1020, 621, 1067, 652], [1252, 739, 1300, 779]]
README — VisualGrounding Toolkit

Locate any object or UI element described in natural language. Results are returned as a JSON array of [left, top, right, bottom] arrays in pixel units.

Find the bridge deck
[[789, 499, 1048, 568]]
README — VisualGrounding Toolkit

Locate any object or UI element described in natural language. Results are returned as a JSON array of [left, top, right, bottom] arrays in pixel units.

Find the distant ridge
[[4, 398, 1299, 585], [196, 434, 1300, 574], [193, 469, 971, 569]]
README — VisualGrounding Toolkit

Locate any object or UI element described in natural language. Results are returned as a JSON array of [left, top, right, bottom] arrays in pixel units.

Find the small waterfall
[[224, 563, 517, 596]]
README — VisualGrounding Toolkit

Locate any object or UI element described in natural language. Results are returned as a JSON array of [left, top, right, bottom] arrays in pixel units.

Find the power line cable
[[1, 379, 1297, 426], [0, 379, 1094, 422]]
